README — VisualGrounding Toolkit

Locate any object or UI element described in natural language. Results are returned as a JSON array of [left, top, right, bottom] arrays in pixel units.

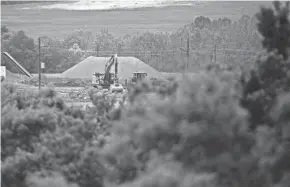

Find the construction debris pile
[[12, 83, 125, 104], [20, 76, 91, 87], [56, 88, 91, 102]]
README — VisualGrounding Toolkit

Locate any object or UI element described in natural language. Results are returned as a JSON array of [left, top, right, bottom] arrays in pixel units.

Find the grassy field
[[1, 1, 272, 39]]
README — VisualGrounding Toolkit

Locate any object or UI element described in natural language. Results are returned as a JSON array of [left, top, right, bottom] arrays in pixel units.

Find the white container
[[41, 62, 45, 69], [1, 66, 6, 80]]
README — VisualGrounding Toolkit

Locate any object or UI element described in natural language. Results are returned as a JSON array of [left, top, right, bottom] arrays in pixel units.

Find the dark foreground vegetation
[[2, 1, 290, 187]]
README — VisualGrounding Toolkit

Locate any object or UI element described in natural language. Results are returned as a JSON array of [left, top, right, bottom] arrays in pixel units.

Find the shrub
[[101, 74, 260, 187], [257, 1, 290, 60], [26, 172, 79, 187], [2, 69, 290, 187], [242, 1, 290, 129], [1, 83, 110, 187]]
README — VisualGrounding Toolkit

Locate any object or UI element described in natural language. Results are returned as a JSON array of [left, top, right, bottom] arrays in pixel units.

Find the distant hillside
[[1, 0, 76, 5]]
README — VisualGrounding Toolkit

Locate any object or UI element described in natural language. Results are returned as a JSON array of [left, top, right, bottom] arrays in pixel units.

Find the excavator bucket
[[110, 83, 124, 92]]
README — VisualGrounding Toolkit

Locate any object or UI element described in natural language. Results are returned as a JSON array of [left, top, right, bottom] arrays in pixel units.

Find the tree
[[257, 1, 290, 60], [64, 30, 94, 51], [94, 29, 116, 55], [1, 25, 9, 34], [194, 16, 212, 29], [4, 30, 38, 73], [242, 1, 290, 129], [8, 30, 35, 51]]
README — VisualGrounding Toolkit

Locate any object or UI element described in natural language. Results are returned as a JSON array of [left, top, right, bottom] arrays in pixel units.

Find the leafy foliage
[[242, 1, 290, 129], [1, 83, 112, 187], [257, 1, 290, 59], [1, 30, 38, 73]]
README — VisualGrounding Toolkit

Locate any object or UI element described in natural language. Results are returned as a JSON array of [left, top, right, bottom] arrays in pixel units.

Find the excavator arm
[[92, 54, 123, 92], [115, 55, 118, 82], [103, 54, 116, 84]]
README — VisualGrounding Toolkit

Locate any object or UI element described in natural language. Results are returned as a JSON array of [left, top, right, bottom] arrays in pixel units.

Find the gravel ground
[[66, 102, 94, 110], [11, 83, 126, 108], [13, 84, 87, 101]]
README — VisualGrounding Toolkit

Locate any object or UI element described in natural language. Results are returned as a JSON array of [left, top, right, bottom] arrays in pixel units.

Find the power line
[[40, 46, 262, 54], [40, 47, 180, 54], [186, 36, 190, 72]]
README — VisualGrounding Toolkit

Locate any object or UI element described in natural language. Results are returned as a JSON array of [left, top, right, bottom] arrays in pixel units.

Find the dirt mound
[[60, 56, 163, 81]]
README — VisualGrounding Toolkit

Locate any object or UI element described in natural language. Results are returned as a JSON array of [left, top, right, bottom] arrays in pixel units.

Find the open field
[[1, 1, 272, 39]]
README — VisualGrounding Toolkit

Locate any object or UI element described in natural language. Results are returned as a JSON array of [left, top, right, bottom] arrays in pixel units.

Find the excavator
[[92, 54, 124, 92]]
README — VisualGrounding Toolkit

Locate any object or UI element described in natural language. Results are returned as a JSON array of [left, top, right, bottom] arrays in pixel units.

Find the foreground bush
[[101, 72, 290, 187], [2, 70, 290, 187], [1, 83, 113, 187], [102, 74, 253, 186]]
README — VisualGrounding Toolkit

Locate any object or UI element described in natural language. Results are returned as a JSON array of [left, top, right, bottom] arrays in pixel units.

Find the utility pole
[[96, 44, 100, 57], [117, 43, 121, 56], [186, 36, 190, 72], [38, 37, 41, 91], [112, 47, 115, 55]]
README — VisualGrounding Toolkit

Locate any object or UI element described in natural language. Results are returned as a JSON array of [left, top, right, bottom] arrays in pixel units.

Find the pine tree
[[256, 1, 290, 60], [242, 1, 290, 130]]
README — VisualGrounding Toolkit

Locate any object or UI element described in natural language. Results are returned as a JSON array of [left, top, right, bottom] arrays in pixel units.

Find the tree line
[[2, 14, 262, 74]]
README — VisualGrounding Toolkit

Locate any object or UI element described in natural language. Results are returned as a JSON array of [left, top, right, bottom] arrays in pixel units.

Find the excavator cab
[[92, 72, 115, 89], [132, 72, 147, 83], [92, 72, 103, 87]]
